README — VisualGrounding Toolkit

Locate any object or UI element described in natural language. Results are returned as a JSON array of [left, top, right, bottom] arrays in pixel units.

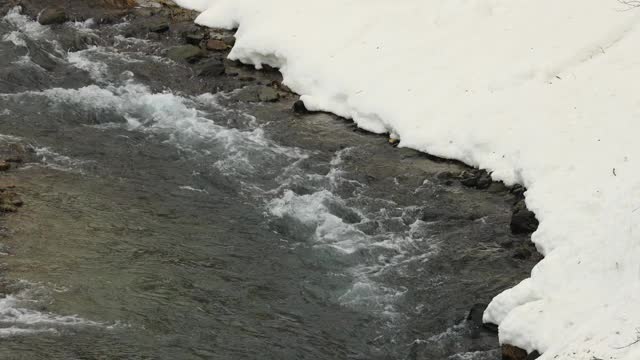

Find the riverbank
[[0, 1, 540, 358]]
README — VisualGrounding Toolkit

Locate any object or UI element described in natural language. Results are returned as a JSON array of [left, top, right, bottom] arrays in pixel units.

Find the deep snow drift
[[175, 0, 640, 358]]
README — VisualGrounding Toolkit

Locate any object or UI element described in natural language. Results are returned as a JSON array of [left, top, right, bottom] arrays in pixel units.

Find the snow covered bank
[[174, 0, 640, 358]]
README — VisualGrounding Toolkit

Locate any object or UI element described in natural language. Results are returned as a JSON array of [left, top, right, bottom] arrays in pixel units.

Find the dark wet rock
[[459, 169, 494, 190], [510, 200, 539, 234], [526, 351, 541, 359], [38, 7, 67, 25], [234, 85, 279, 103], [467, 303, 498, 333], [222, 35, 236, 47], [435, 171, 454, 180], [185, 33, 204, 46], [0, 162, 9, 172], [167, 45, 206, 63], [196, 59, 225, 77], [502, 344, 528, 360], [293, 99, 309, 114], [488, 181, 508, 193], [388, 138, 400, 147], [476, 172, 492, 189], [466, 303, 486, 328], [148, 19, 170, 33], [434, 171, 459, 186], [206, 39, 228, 51], [511, 184, 525, 198], [502, 345, 539, 360], [460, 170, 479, 187]]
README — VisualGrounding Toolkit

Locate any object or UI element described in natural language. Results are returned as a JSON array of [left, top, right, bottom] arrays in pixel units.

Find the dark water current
[[0, 6, 538, 360]]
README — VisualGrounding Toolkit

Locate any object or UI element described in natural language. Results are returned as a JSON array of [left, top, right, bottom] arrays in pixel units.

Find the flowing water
[[0, 6, 538, 359]]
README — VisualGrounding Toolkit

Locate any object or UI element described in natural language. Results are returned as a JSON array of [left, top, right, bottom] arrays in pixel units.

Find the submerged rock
[[148, 19, 170, 33], [513, 246, 532, 260], [0, 161, 9, 172], [258, 87, 279, 102], [196, 59, 225, 77], [234, 85, 279, 103], [206, 39, 227, 51], [38, 7, 67, 25], [167, 45, 205, 63]]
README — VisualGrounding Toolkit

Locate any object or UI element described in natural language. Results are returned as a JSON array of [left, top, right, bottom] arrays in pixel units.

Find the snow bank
[[175, 0, 640, 358]]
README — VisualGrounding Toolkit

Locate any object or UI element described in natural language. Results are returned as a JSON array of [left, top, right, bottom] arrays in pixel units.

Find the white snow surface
[[175, 0, 640, 358]]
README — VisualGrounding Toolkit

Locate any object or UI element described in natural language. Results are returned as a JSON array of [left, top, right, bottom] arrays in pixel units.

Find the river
[[0, 4, 538, 359]]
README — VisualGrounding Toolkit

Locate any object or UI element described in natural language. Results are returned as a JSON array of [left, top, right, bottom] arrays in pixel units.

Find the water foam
[[67, 49, 109, 82], [267, 148, 439, 316], [2, 7, 48, 41], [0, 282, 101, 337]]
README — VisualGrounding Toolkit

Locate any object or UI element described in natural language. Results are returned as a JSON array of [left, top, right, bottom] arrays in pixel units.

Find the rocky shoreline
[[0, 1, 542, 359]]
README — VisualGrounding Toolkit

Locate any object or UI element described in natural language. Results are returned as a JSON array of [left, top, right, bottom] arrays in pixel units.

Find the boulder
[[38, 7, 67, 25], [167, 45, 206, 63]]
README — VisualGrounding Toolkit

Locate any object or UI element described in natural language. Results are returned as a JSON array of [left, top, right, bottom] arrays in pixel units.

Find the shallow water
[[0, 6, 538, 359]]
